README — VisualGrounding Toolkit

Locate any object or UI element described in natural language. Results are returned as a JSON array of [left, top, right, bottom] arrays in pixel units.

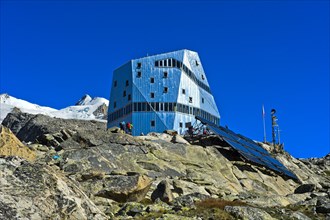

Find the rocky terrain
[[1, 111, 329, 219]]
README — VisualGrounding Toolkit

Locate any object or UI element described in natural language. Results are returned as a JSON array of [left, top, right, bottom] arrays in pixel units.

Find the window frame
[[163, 71, 168, 78]]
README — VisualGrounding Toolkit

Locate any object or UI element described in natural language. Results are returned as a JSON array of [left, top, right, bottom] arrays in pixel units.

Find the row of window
[[114, 80, 129, 88], [137, 71, 168, 78], [114, 87, 204, 107], [155, 58, 211, 93], [109, 102, 220, 126]]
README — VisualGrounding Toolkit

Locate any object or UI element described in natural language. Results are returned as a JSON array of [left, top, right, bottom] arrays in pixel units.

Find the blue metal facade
[[107, 49, 220, 136]]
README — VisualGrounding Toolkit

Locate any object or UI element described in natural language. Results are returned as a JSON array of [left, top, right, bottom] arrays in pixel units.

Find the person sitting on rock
[[126, 122, 133, 134]]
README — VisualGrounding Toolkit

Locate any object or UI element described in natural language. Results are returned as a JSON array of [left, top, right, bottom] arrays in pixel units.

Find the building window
[[126, 80, 129, 86], [150, 92, 155, 98], [151, 120, 155, 127], [195, 60, 199, 66], [114, 80, 117, 87], [155, 61, 159, 67], [164, 59, 167, 66], [137, 62, 142, 68], [128, 94, 131, 101], [189, 97, 193, 103], [163, 87, 168, 93], [182, 89, 186, 94], [179, 122, 183, 128], [113, 101, 116, 109], [201, 75, 205, 80], [163, 71, 168, 78], [137, 71, 142, 77], [168, 59, 172, 67], [202, 98, 204, 103], [169, 103, 173, 111], [150, 77, 155, 83], [123, 91, 126, 97]]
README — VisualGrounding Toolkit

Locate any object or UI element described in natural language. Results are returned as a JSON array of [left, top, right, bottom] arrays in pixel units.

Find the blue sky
[[0, 0, 329, 158]]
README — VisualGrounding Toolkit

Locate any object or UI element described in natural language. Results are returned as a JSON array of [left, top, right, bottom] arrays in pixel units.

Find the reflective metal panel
[[196, 116, 298, 180]]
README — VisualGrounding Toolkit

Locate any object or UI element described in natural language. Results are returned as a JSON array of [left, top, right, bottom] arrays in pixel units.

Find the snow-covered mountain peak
[[75, 94, 109, 107], [75, 94, 92, 106], [0, 93, 109, 123]]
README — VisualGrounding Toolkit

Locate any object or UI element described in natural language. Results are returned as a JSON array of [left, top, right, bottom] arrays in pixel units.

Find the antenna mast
[[271, 109, 277, 148]]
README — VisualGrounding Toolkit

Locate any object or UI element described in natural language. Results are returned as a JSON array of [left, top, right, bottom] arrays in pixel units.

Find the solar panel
[[195, 116, 298, 180], [224, 138, 264, 164]]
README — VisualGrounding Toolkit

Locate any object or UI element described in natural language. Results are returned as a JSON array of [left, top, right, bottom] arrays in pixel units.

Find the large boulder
[[0, 125, 36, 161], [96, 174, 152, 203], [151, 180, 173, 203], [294, 184, 316, 194], [0, 156, 107, 219], [316, 197, 330, 214]]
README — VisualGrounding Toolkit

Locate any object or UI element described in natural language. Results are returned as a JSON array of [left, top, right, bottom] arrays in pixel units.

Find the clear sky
[[1, 0, 329, 158]]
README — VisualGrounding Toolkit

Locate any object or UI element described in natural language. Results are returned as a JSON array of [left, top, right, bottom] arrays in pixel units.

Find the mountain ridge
[[0, 93, 109, 123]]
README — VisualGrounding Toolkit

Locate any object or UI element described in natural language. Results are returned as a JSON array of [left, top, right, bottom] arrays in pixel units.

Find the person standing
[[119, 121, 126, 132]]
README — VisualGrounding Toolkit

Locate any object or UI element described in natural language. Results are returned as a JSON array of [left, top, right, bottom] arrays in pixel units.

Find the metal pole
[[262, 105, 267, 143], [271, 109, 277, 148]]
